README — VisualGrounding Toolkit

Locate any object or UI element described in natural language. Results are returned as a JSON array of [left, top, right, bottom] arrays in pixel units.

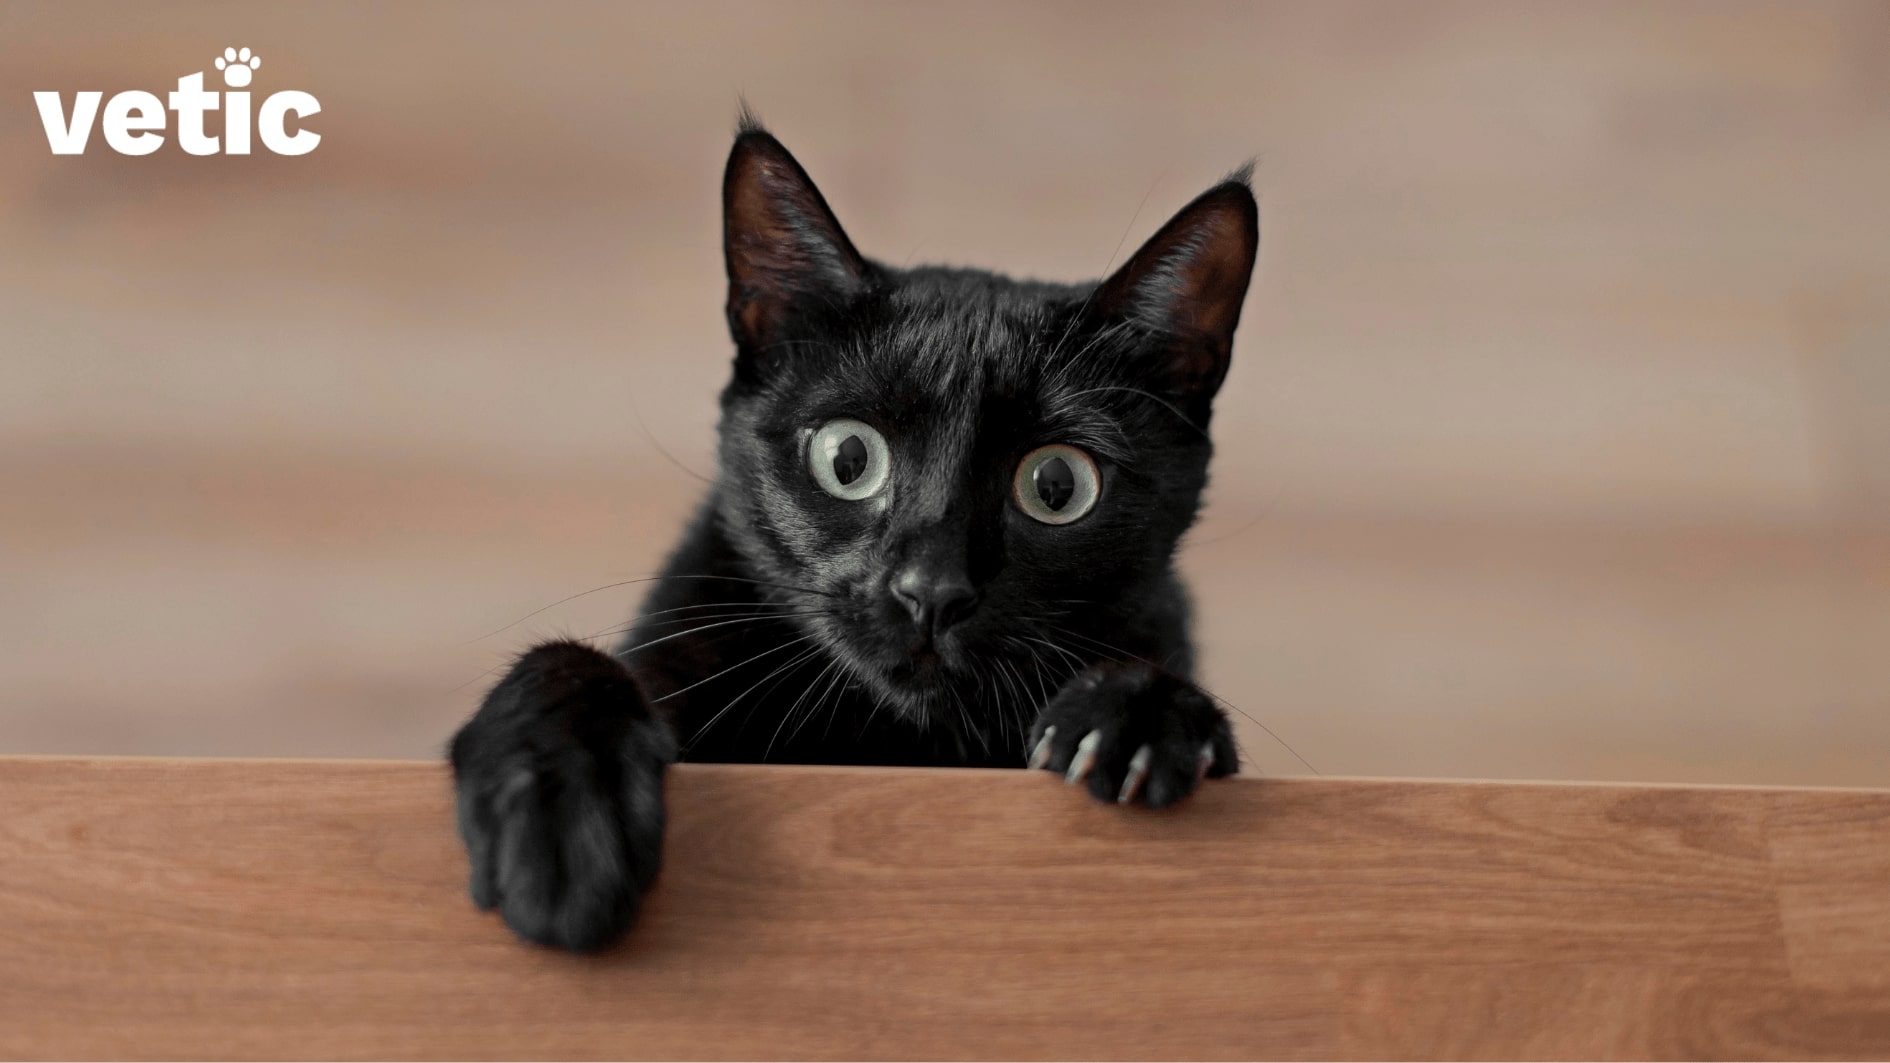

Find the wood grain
[[0, 758, 1885, 1060]]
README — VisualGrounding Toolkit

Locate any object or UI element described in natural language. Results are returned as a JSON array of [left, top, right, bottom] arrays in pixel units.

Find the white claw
[[1065, 730, 1102, 784], [1118, 744, 1154, 804], [1028, 726, 1057, 770], [1197, 741, 1216, 782]]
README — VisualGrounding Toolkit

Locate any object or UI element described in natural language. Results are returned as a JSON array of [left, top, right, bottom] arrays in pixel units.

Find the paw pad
[[215, 46, 261, 88]]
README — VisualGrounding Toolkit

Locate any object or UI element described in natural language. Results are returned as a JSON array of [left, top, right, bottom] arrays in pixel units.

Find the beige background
[[1, 1, 1885, 785]]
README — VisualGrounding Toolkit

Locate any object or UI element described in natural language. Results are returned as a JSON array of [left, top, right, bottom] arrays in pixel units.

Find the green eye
[[809, 419, 890, 500], [1013, 444, 1100, 524]]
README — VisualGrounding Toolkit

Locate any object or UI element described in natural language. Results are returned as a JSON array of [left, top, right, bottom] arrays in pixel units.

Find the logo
[[34, 46, 320, 156]]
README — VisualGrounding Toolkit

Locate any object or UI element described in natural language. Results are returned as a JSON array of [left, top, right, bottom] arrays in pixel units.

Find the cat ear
[[723, 119, 870, 355], [1089, 169, 1258, 398]]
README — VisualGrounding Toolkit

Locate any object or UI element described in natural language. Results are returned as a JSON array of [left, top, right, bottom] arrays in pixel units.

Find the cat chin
[[823, 639, 970, 724]]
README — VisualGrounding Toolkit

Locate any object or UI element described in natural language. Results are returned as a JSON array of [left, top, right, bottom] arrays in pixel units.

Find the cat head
[[712, 120, 1257, 728]]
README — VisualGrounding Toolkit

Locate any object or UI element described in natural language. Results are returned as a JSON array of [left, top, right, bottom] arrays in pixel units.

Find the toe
[[1116, 744, 1153, 804], [1064, 729, 1101, 785], [1027, 725, 1057, 770]]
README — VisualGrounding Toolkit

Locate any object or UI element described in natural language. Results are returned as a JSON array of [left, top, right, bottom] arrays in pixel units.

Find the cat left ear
[[1089, 168, 1258, 398], [723, 121, 871, 356]]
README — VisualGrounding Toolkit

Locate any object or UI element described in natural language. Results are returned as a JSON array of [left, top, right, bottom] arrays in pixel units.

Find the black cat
[[450, 117, 1258, 952]]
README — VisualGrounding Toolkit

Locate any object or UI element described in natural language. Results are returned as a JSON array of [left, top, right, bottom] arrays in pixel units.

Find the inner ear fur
[[723, 125, 870, 354], [1090, 172, 1258, 397]]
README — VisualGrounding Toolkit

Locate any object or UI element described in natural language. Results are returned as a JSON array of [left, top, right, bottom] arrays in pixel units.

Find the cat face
[[710, 124, 1257, 722]]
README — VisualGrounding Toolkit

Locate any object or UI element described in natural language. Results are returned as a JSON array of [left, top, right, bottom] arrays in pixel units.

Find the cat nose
[[888, 567, 978, 637]]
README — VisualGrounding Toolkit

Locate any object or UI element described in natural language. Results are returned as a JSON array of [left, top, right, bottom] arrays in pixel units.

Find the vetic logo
[[34, 46, 320, 156]]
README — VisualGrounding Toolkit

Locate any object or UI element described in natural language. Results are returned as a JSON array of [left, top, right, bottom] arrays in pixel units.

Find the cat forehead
[[877, 296, 1040, 362], [782, 335, 1131, 464], [760, 270, 1142, 460], [844, 320, 1062, 405]]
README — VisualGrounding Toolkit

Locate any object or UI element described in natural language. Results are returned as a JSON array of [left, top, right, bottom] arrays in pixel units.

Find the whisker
[[947, 678, 984, 757], [612, 605, 820, 638], [611, 611, 832, 660], [1016, 632, 1089, 678], [628, 393, 714, 484], [969, 681, 991, 755], [461, 572, 837, 645], [635, 599, 807, 622], [767, 657, 839, 761], [1041, 622, 1318, 775], [787, 657, 853, 750], [1187, 508, 1271, 549], [655, 633, 818, 705], [857, 687, 890, 739], [980, 663, 1011, 751], [448, 654, 523, 696], [583, 610, 806, 646], [1004, 635, 1055, 711], [1042, 171, 1167, 366], [734, 642, 829, 743], [683, 641, 826, 751], [996, 656, 1035, 751], [451, 603, 816, 697], [1065, 384, 1211, 442], [460, 577, 667, 644]]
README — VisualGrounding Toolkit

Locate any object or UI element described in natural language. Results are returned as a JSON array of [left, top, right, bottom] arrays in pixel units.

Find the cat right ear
[[722, 121, 870, 356], [1088, 169, 1258, 400]]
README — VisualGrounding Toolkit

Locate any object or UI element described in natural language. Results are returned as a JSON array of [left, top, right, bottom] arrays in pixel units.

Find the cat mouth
[[885, 646, 949, 680], [901, 629, 950, 665], [833, 626, 969, 710], [867, 632, 955, 682], [800, 600, 975, 714]]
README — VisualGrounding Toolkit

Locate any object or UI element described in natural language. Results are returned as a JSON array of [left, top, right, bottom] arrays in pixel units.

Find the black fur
[[450, 121, 1259, 951]]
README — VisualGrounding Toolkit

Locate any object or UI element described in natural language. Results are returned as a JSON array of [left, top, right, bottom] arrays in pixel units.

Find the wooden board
[[0, 757, 1886, 1060]]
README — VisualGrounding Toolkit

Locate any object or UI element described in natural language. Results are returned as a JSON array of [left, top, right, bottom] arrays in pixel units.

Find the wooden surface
[[0, 758, 1886, 1060]]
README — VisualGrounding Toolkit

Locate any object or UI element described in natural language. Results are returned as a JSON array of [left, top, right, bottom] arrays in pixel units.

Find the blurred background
[[1, 0, 1885, 785]]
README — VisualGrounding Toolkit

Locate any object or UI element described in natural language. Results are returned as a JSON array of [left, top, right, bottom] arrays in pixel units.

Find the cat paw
[[449, 641, 675, 952], [1026, 661, 1237, 808]]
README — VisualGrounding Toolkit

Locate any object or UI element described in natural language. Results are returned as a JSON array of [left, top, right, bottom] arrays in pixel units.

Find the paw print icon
[[215, 46, 261, 88]]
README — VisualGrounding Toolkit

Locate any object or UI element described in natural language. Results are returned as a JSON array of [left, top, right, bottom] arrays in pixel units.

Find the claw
[[1118, 744, 1153, 804], [1065, 730, 1101, 784], [1028, 726, 1057, 770], [1197, 741, 1215, 783]]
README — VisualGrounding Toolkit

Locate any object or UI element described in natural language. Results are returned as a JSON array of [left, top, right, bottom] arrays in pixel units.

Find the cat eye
[[808, 419, 891, 500], [1013, 444, 1101, 525]]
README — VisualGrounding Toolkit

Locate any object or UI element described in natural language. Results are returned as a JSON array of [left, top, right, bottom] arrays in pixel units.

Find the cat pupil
[[1035, 457, 1074, 511], [833, 434, 868, 485]]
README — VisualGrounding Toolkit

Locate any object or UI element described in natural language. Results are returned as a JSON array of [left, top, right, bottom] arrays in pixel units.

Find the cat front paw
[[1027, 661, 1237, 808], [449, 641, 675, 952]]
